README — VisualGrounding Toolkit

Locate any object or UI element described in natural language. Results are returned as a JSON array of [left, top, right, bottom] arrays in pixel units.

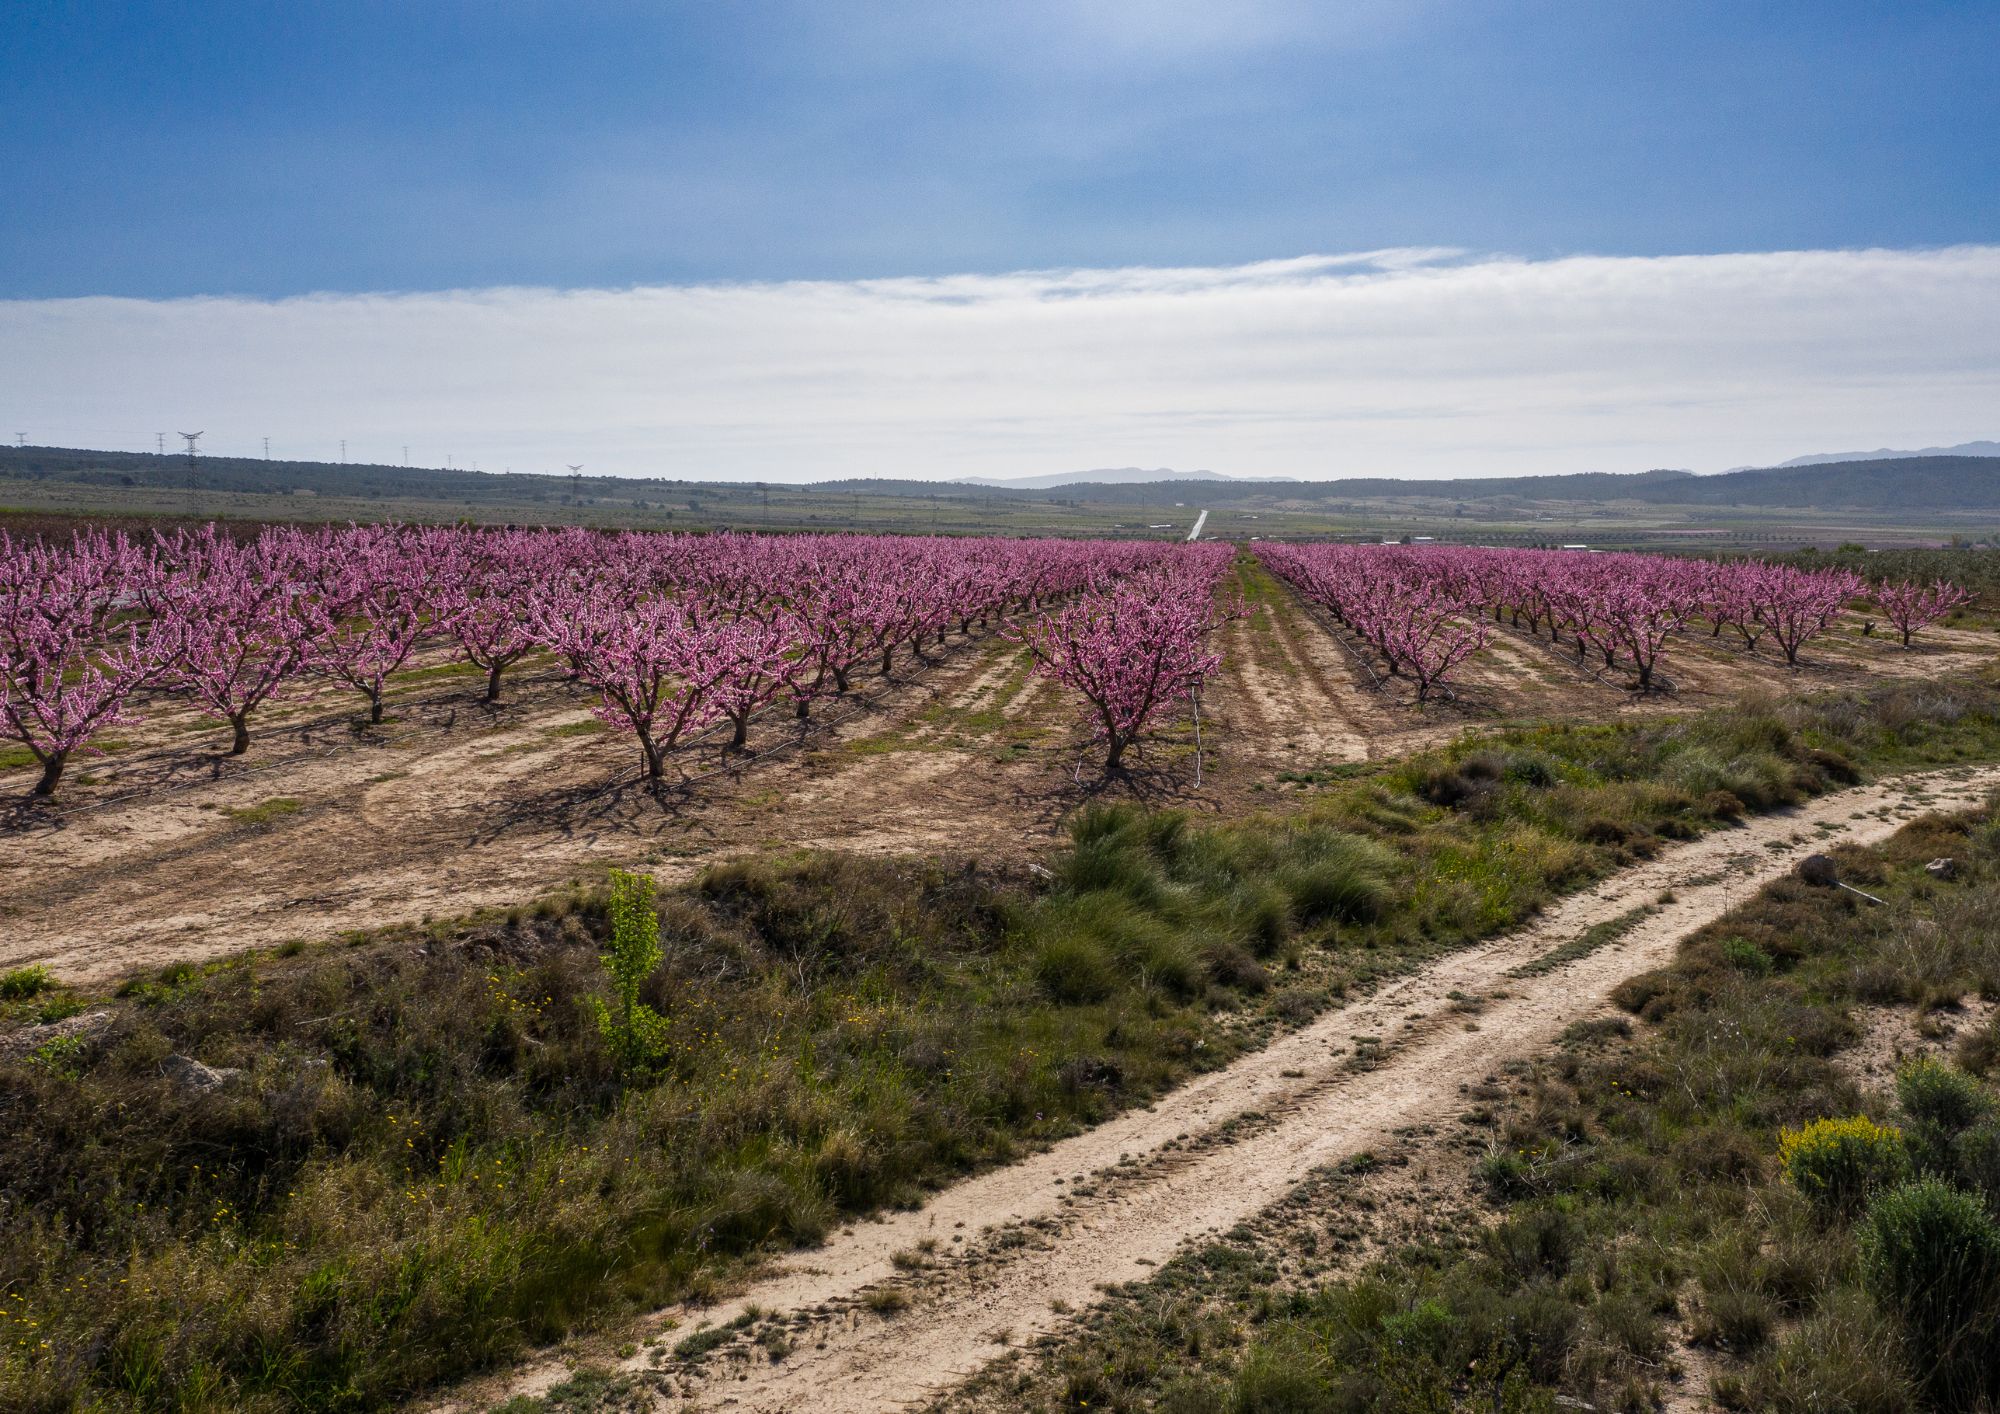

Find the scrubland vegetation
[[7, 671, 2000, 1411], [980, 766, 2000, 1414]]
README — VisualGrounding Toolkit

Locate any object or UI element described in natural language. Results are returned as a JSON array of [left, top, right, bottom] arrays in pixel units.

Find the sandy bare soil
[[1199, 571, 1380, 769], [0, 628, 1102, 983], [450, 764, 2000, 1414], [7, 565, 1991, 988], [1488, 612, 1995, 707], [3, 588, 1368, 984]]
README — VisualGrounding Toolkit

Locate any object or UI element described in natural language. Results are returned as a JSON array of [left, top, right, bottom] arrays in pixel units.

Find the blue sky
[[4, 3, 1996, 481], [5, 0, 1996, 299]]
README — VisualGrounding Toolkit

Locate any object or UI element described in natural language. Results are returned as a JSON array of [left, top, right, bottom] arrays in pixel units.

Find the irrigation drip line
[[14, 675, 582, 826], [598, 608, 1054, 796], [1484, 614, 1684, 698], [1484, 617, 1633, 693], [8, 614, 1039, 827], [1279, 589, 1399, 697]]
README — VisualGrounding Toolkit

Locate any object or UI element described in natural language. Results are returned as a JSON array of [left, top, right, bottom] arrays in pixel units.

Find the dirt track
[[454, 764, 2000, 1414]]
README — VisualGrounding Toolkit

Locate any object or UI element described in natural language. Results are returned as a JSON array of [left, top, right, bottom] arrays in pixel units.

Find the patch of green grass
[[842, 728, 920, 756], [545, 719, 609, 739], [218, 795, 305, 826], [0, 964, 57, 1000], [27, 1032, 87, 1078], [945, 652, 1036, 737], [1508, 903, 1657, 978], [672, 1325, 737, 1361], [0, 739, 128, 773], [1275, 762, 1377, 788]]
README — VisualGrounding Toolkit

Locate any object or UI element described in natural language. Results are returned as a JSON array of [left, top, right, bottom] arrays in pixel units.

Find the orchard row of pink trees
[[1256, 543, 1491, 703], [1258, 543, 1970, 701], [0, 524, 1168, 795], [1010, 543, 1238, 770]]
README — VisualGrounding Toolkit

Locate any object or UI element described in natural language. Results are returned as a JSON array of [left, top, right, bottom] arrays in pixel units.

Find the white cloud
[[5, 246, 1997, 482]]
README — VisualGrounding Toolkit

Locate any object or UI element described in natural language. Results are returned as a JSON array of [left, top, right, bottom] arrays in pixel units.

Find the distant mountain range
[[952, 467, 1268, 490], [948, 444, 2000, 493], [1732, 439, 2000, 471], [857, 455, 2000, 513]]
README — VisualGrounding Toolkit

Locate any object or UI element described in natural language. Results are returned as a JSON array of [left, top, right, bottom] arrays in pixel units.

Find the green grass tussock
[[0, 966, 58, 1002]]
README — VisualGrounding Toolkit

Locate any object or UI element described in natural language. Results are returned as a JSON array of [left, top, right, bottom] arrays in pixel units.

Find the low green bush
[[1719, 937, 1775, 976], [1955, 1119, 2000, 1209], [1897, 1056, 1991, 1138], [1779, 1117, 1909, 1215], [593, 870, 670, 1072], [0, 964, 56, 1000], [1860, 1178, 2000, 1408]]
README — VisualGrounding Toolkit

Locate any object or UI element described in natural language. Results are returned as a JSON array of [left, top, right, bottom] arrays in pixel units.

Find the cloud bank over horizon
[[5, 245, 1997, 484]]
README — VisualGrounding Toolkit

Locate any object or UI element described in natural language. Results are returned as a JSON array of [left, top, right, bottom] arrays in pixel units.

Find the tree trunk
[[796, 696, 811, 720], [230, 713, 251, 756], [640, 734, 665, 779], [729, 714, 749, 750], [1103, 736, 1126, 771], [31, 751, 66, 797], [368, 688, 384, 724], [485, 662, 504, 702], [881, 646, 894, 676], [832, 664, 850, 693]]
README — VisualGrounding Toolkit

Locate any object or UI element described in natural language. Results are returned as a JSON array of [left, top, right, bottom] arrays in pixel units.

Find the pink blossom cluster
[[1255, 543, 1491, 702], [0, 529, 168, 795], [1009, 543, 1238, 771], [1258, 543, 1957, 699], [0, 524, 1168, 795], [1873, 578, 1974, 648]]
